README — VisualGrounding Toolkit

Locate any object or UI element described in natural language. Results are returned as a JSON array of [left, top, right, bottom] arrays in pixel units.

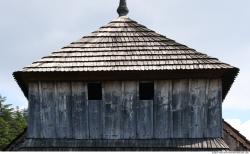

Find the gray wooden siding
[[88, 100, 102, 139], [28, 82, 41, 138], [28, 79, 222, 139], [40, 82, 56, 138], [121, 81, 137, 139], [137, 100, 153, 139], [71, 82, 89, 139], [103, 81, 122, 139], [207, 79, 222, 137], [55, 82, 72, 138], [154, 80, 172, 138], [172, 79, 189, 138]]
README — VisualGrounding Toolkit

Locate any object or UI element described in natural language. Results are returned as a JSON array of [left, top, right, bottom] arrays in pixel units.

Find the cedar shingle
[[19, 16, 234, 73]]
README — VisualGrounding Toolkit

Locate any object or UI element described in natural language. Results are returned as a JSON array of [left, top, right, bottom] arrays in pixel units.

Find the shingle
[[19, 16, 234, 73], [10, 138, 229, 151]]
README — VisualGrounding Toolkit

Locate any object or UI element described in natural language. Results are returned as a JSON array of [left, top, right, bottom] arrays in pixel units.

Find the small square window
[[139, 81, 154, 100], [88, 82, 102, 100]]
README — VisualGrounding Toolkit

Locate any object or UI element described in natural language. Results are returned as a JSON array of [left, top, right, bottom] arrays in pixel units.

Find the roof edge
[[13, 67, 239, 100], [221, 67, 239, 100], [223, 119, 250, 150], [13, 71, 29, 99]]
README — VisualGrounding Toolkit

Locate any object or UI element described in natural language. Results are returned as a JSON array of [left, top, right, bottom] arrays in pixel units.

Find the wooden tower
[[12, 0, 239, 151]]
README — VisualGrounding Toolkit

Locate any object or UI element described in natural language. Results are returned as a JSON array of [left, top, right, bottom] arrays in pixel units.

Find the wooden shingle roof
[[6, 136, 230, 151], [223, 120, 250, 150], [8, 121, 250, 151], [20, 16, 235, 72], [13, 15, 239, 100]]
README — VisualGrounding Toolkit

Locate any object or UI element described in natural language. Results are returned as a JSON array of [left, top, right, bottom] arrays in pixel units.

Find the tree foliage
[[0, 95, 27, 150]]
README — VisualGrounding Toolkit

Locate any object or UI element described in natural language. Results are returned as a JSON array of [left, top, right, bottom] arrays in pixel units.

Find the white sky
[[0, 0, 249, 139]]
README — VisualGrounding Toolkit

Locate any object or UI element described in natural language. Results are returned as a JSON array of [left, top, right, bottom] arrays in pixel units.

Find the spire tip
[[117, 0, 129, 17]]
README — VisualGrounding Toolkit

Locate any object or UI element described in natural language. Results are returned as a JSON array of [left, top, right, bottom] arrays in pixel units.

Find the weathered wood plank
[[40, 82, 56, 138], [207, 79, 222, 137], [28, 82, 41, 138], [154, 80, 172, 138], [71, 82, 89, 139], [88, 100, 102, 139], [55, 82, 72, 138], [137, 99, 153, 139], [103, 81, 122, 139], [121, 81, 137, 139], [172, 79, 189, 138], [188, 79, 207, 138], [27, 79, 223, 139]]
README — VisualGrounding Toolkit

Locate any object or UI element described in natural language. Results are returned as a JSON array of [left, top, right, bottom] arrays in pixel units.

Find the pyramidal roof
[[21, 16, 234, 72], [14, 0, 239, 99]]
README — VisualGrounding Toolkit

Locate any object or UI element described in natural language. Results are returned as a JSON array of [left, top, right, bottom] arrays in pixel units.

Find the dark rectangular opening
[[139, 81, 154, 100], [88, 82, 102, 100]]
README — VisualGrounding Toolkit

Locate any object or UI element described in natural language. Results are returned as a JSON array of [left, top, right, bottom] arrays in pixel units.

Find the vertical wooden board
[[203, 79, 209, 137], [103, 81, 122, 139], [55, 82, 72, 138], [188, 79, 207, 138], [28, 82, 41, 138], [121, 81, 137, 139], [172, 79, 189, 138], [71, 82, 89, 139], [88, 100, 102, 139], [206, 79, 222, 137], [137, 100, 153, 139], [40, 82, 56, 138], [154, 80, 172, 138]]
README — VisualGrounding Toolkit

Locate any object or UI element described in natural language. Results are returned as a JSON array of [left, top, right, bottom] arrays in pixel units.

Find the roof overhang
[[13, 67, 239, 101]]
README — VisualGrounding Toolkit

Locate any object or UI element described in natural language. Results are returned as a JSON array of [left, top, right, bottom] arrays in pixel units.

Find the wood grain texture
[[71, 82, 89, 139], [27, 79, 223, 139], [40, 82, 56, 138], [103, 81, 122, 139], [137, 100, 153, 139], [121, 81, 137, 139], [207, 79, 222, 137], [55, 82, 72, 138], [88, 100, 103, 139], [28, 82, 41, 138], [154, 80, 172, 138], [188, 79, 206, 138], [172, 79, 189, 138]]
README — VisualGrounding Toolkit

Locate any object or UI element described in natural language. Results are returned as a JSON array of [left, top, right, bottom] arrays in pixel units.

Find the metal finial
[[117, 0, 129, 17]]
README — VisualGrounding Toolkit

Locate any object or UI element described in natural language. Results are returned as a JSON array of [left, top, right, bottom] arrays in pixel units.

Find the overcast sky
[[0, 0, 249, 139]]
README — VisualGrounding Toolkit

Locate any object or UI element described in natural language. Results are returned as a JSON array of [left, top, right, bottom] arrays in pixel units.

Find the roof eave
[[13, 67, 239, 100], [221, 67, 239, 100], [13, 71, 29, 99]]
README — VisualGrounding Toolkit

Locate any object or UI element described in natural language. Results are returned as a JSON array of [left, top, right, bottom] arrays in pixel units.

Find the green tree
[[0, 95, 27, 150], [0, 118, 10, 150]]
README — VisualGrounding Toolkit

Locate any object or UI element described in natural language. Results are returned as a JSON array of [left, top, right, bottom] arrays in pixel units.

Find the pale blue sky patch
[[0, 0, 249, 139]]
